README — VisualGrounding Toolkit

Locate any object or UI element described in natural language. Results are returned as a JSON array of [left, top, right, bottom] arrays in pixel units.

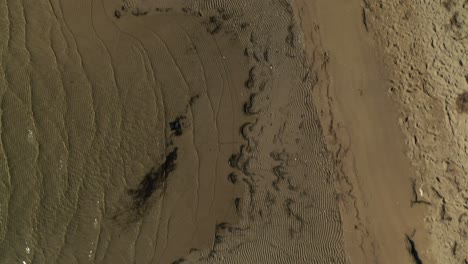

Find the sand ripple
[[0, 0, 346, 263]]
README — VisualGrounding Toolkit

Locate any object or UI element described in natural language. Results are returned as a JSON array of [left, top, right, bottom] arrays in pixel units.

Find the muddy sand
[[0, 0, 464, 263]]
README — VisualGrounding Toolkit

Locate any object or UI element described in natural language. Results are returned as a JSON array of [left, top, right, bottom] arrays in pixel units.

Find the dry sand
[[0, 0, 464, 263], [360, 1, 468, 263]]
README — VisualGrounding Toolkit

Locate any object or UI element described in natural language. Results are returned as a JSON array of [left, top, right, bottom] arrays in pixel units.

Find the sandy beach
[[0, 0, 465, 263]]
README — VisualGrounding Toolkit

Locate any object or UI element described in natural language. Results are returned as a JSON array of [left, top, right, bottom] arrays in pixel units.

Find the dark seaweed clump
[[227, 172, 238, 184], [405, 235, 423, 264], [170, 116, 184, 136], [128, 148, 178, 213], [207, 16, 222, 34], [171, 258, 186, 264]]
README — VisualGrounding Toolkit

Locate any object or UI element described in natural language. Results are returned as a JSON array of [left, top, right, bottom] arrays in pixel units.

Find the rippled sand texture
[[180, 0, 346, 263], [0, 0, 345, 263], [0, 0, 243, 263]]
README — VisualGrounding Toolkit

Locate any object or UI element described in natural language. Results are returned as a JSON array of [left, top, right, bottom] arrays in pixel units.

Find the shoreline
[[294, 0, 433, 263], [363, 1, 468, 262]]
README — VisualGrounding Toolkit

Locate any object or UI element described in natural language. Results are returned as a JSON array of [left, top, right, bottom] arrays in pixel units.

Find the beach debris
[[217, 7, 232, 21], [270, 149, 289, 162], [440, 200, 453, 221], [171, 258, 186, 264], [432, 186, 453, 221], [207, 16, 222, 34], [234, 197, 241, 212], [155, 7, 172, 13], [227, 172, 238, 184], [286, 178, 298, 191], [132, 8, 148, 17], [182, 7, 192, 13], [272, 165, 286, 179], [410, 178, 431, 207], [452, 241, 459, 256], [272, 178, 281, 191], [362, 7, 369, 31], [128, 148, 178, 214], [405, 234, 423, 264], [285, 23, 296, 48], [244, 67, 256, 89], [228, 145, 253, 176], [285, 198, 305, 238], [263, 47, 271, 62], [189, 94, 200, 106], [240, 122, 254, 140], [228, 153, 241, 168], [170, 116, 185, 136], [243, 93, 258, 115], [242, 177, 256, 216]]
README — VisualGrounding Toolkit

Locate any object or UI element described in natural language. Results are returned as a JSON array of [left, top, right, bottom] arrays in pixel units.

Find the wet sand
[[0, 0, 245, 262], [0, 0, 464, 263], [0, 0, 345, 263]]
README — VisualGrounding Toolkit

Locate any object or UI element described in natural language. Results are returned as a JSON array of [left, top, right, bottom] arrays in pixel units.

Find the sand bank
[[294, 0, 432, 263], [361, 1, 468, 263], [296, 0, 467, 263]]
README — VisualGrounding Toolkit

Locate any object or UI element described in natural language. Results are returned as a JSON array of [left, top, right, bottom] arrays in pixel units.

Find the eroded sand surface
[[298, 0, 467, 263], [362, 1, 468, 263]]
